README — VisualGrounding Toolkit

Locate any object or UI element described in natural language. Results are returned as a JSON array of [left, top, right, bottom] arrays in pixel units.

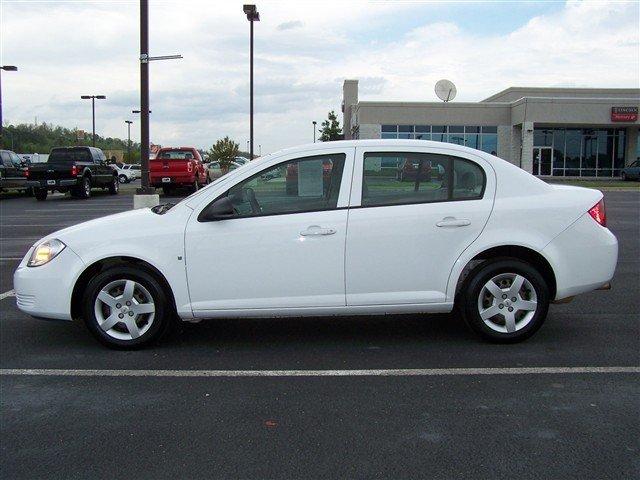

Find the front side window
[[362, 152, 484, 207], [222, 153, 346, 218]]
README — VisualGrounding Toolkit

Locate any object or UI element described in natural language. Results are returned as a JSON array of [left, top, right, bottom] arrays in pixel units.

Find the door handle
[[300, 225, 336, 236], [436, 217, 471, 228]]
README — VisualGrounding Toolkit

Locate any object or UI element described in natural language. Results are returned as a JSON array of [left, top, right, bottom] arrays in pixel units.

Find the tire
[[24, 187, 34, 197], [118, 174, 129, 184], [109, 176, 119, 195], [621, 172, 627, 181], [162, 186, 173, 196], [75, 176, 91, 199], [192, 177, 200, 193], [34, 188, 48, 201], [459, 257, 550, 343], [82, 265, 172, 349]]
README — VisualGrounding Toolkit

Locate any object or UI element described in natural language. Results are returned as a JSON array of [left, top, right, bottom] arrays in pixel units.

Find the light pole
[[125, 120, 133, 163], [137, 0, 182, 196], [0, 65, 18, 140], [80, 95, 106, 146], [243, 4, 259, 161], [312, 120, 317, 143], [132, 109, 151, 114]]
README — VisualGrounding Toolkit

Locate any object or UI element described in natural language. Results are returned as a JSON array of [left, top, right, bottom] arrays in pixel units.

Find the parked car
[[621, 160, 640, 181], [110, 164, 137, 184], [0, 149, 36, 194], [123, 163, 142, 179], [14, 140, 618, 349], [28, 146, 119, 201], [234, 156, 250, 165], [150, 147, 206, 195], [206, 161, 241, 183]]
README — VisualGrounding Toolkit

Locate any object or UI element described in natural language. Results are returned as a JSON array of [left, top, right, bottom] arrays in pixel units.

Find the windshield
[[49, 148, 92, 163], [156, 150, 195, 160]]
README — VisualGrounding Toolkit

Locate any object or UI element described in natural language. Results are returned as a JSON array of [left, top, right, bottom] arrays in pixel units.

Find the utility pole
[[80, 95, 106, 146], [312, 120, 317, 143], [0, 65, 18, 141]]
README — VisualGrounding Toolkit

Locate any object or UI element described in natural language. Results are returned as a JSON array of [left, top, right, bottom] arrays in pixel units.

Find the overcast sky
[[1, 0, 638, 154]]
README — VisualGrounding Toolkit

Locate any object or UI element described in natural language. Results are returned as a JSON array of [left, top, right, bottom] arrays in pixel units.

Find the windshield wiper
[[151, 202, 176, 215]]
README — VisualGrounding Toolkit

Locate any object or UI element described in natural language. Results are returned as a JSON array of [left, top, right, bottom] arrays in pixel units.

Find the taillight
[[24, 167, 29, 178], [187, 162, 193, 173], [588, 198, 606, 227], [71, 165, 78, 176]]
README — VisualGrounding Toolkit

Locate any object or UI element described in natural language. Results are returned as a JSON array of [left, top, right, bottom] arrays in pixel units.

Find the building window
[[534, 127, 626, 177], [379, 125, 498, 155]]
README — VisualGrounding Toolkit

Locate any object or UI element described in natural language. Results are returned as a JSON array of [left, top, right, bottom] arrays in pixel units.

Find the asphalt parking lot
[[0, 188, 638, 479]]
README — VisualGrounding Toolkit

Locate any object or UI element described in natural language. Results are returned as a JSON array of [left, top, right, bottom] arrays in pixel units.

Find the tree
[[208, 136, 239, 172], [319, 110, 343, 142]]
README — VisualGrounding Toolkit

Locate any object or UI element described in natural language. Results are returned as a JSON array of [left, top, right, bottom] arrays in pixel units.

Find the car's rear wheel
[[118, 174, 128, 184], [459, 258, 550, 343], [162, 186, 173, 196], [192, 177, 200, 192], [109, 176, 119, 194], [73, 176, 92, 199], [34, 188, 47, 201], [82, 266, 172, 349], [621, 172, 627, 181]]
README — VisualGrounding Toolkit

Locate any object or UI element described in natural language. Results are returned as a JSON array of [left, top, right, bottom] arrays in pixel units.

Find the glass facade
[[381, 125, 499, 155], [533, 128, 626, 177]]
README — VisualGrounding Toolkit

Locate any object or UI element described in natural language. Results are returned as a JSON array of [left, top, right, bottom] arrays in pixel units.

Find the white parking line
[[0, 366, 638, 378], [0, 290, 15, 301]]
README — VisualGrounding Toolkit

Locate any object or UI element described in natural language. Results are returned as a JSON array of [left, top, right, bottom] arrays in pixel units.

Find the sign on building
[[611, 106, 638, 122]]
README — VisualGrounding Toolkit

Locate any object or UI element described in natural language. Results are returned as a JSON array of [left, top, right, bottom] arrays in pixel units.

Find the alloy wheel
[[94, 279, 156, 340], [477, 272, 538, 333]]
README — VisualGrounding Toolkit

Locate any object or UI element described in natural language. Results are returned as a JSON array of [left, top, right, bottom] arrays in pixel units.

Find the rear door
[[345, 146, 495, 306]]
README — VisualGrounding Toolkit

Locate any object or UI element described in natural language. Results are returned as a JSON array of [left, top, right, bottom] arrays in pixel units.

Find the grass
[[544, 179, 639, 190]]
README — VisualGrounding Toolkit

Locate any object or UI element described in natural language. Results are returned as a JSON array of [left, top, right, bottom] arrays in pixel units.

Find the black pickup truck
[[0, 149, 37, 194], [29, 146, 119, 201]]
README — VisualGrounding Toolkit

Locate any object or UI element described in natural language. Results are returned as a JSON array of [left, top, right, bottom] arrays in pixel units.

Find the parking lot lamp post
[[125, 120, 133, 163], [80, 95, 106, 147], [243, 4, 259, 162], [312, 120, 317, 143], [0, 65, 18, 140]]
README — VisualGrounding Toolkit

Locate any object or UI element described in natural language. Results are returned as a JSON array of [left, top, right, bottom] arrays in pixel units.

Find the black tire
[[459, 257, 550, 343], [192, 177, 200, 193], [109, 176, 119, 194], [34, 188, 48, 201], [162, 186, 173, 196], [24, 187, 34, 197], [621, 172, 627, 181], [118, 174, 128, 184], [82, 265, 173, 349], [75, 176, 91, 199]]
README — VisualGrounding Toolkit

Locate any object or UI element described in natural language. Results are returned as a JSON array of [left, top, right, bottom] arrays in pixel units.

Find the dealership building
[[342, 80, 639, 177]]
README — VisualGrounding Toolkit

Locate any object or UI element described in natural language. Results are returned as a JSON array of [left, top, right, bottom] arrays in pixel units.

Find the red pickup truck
[[150, 147, 206, 194]]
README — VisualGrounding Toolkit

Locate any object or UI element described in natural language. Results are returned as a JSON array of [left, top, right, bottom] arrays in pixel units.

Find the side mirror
[[199, 196, 236, 222]]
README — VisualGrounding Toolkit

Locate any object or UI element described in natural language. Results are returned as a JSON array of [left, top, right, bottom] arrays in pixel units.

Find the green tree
[[208, 136, 239, 172], [319, 110, 343, 142]]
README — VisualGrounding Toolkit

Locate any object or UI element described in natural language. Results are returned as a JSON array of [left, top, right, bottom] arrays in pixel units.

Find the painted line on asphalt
[[0, 257, 22, 261], [1, 366, 638, 378], [0, 290, 15, 301]]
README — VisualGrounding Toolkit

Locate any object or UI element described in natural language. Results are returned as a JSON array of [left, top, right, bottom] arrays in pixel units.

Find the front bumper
[[13, 246, 85, 321]]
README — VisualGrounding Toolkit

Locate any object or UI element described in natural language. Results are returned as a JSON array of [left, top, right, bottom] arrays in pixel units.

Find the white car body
[[14, 140, 617, 335], [122, 164, 142, 179], [111, 165, 136, 183]]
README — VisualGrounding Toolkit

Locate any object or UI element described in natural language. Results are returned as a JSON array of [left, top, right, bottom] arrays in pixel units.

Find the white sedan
[[14, 140, 618, 348]]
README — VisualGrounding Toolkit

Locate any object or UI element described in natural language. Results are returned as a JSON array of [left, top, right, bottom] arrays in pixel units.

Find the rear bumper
[[13, 246, 85, 321], [543, 213, 618, 300], [33, 179, 79, 189], [150, 174, 196, 187]]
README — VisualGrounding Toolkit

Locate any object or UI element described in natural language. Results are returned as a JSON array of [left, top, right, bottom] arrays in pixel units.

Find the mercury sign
[[611, 106, 638, 122]]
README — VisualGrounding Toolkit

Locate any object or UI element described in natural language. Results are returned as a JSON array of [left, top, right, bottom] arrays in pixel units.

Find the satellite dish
[[435, 79, 457, 102]]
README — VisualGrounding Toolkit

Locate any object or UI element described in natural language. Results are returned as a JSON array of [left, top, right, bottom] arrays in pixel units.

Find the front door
[[184, 150, 353, 313], [533, 147, 553, 176], [345, 147, 495, 306]]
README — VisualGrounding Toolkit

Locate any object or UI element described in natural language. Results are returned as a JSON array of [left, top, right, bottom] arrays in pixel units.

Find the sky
[[1, 0, 638, 155]]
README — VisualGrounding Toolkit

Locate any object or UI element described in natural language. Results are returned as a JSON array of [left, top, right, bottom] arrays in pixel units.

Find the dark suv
[[28, 146, 119, 201]]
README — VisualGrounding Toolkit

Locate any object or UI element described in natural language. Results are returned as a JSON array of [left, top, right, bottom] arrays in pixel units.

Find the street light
[[0, 65, 18, 139], [80, 95, 106, 146], [132, 109, 152, 114], [125, 120, 133, 163], [243, 4, 259, 161], [312, 120, 317, 143]]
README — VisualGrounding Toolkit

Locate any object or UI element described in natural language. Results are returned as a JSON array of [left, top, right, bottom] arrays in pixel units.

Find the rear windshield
[[156, 150, 195, 160], [49, 148, 92, 163]]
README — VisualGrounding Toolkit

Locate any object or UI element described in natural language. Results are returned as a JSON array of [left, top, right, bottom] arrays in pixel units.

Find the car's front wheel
[[109, 176, 119, 194], [459, 258, 550, 343], [82, 266, 172, 349], [118, 174, 128, 184]]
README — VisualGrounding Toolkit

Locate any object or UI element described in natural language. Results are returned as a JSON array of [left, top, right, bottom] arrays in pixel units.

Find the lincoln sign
[[611, 106, 638, 122]]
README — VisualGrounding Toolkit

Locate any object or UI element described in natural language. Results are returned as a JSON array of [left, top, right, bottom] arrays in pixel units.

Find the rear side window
[[362, 152, 484, 207], [49, 148, 92, 163]]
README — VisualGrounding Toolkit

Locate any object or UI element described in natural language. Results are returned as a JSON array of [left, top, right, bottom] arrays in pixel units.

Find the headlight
[[28, 239, 66, 267]]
